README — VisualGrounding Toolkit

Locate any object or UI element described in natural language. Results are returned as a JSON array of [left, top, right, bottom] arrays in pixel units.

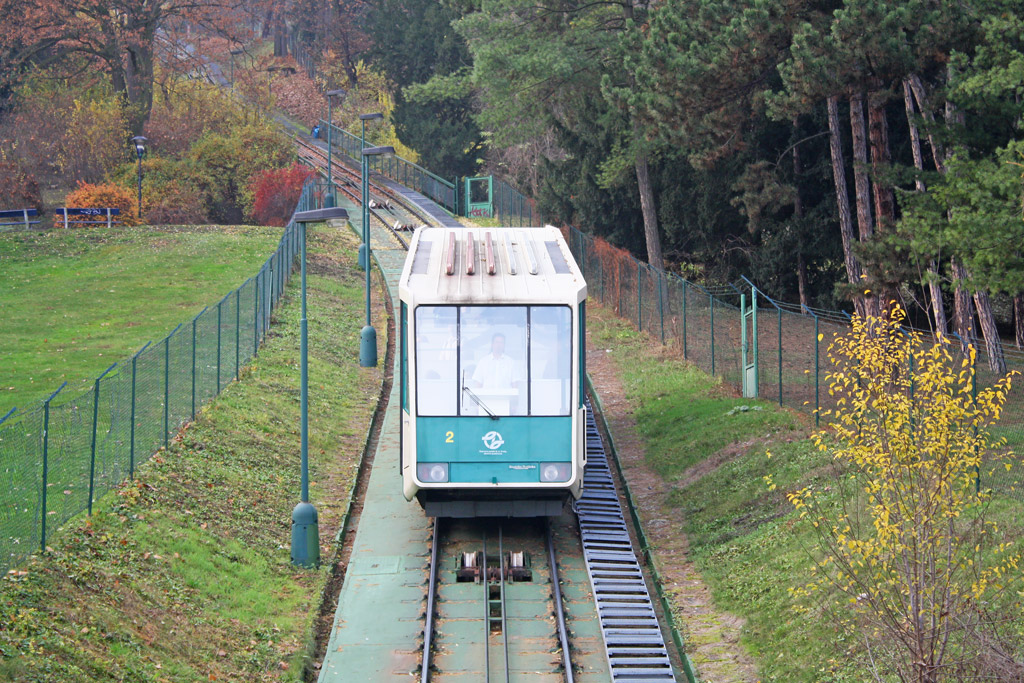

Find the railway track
[[418, 400, 677, 682], [301, 129, 682, 682], [421, 518, 576, 681], [294, 136, 432, 245]]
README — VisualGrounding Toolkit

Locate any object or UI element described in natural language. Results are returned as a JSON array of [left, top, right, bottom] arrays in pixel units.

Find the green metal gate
[[741, 293, 758, 398], [464, 176, 493, 219]]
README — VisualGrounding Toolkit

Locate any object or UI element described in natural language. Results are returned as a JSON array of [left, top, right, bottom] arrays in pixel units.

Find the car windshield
[[414, 305, 571, 417]]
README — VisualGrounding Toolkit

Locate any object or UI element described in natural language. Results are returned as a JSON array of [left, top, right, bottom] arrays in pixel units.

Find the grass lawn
[[0, 225, 282, 416], [587, 305, 1024, 682], [0, 223, 384, 681]]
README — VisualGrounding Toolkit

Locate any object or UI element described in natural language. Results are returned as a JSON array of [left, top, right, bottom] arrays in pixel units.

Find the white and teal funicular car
[[398, 226, 588, 517]]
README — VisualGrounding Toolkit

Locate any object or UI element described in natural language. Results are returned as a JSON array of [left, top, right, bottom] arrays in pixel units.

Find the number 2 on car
[[445, 431, 454, 444]]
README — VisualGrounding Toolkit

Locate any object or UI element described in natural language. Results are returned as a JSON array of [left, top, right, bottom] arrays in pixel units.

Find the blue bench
[[0, 208, 40, 229], [55, 207, 121, 228]]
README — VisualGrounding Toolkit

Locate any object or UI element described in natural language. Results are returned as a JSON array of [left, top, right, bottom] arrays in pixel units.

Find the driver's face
[[492, 336, 505, 356]]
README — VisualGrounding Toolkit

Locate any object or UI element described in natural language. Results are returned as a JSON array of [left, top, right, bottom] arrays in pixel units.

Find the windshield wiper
[[462, 383, 499, 420]]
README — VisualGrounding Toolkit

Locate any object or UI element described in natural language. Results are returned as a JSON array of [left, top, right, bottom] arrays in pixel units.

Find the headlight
[[417, 463, 449, 483], [539, 462, 571, 482]]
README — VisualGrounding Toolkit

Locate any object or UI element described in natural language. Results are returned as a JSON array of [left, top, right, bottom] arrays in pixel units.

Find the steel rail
[[547, 520, 576, 683], [420, 516, 442, 683], [498, 528, 510, 683], [294, 137, 426, 241], [482, 534, 491, 681]]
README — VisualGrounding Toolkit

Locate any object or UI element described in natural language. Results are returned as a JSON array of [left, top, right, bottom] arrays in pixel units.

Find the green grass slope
[[0, 225, 281, 415], [588, 306, 1024, 682], [0, 224, 383, 681]]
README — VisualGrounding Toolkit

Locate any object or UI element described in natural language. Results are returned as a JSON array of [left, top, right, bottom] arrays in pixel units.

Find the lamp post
[[357, 113, 384, 270], [130, 136, 146, 220], [323, 89, 346, 209], [229, 48, 243, 90], [359, 145, 394, 368], [289, 206, 348, 569]]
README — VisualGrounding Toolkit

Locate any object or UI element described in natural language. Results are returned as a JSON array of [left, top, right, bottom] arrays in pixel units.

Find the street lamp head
[[326, 88, 347, 99], [362, 145, 395, 158], [359, 112, 384, 121], [131, 136, 147, 159], [229, 48, 244, 56]]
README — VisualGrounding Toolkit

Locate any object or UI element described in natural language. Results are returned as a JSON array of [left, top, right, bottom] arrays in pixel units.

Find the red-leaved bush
[[63, 182, 140, 226], [0, 161, 43, 213], [248, 164, 315, 227]]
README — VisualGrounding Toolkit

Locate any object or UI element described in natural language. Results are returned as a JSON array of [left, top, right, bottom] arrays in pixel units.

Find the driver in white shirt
[[471, 333, 518, 389]]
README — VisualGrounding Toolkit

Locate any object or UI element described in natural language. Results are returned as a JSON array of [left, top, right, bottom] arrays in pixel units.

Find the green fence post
[[741, 294, 748, 395], [618, 258, 623, 316], [254, 273, 260, 357], [216, 299, 222, 394], [88, 363, 118, 516], [236, 286, 241, 380], [658, 269, 664, 344], [191, 310, 199, 420], [778, 310, 783, 406], [814, 315, 820, 427], [41, 382, 67, 552], [682, 278, 688, 359], [710, 292, 716, 376], [129, 342, 150, 480], [637, 260, 643, 332], [973, 354, 980, 493], [165, 323, 181, 450]]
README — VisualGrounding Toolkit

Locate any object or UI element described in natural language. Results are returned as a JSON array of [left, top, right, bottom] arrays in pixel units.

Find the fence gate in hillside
[[741, 293, 759, 398], [464, 176, 493, 218]]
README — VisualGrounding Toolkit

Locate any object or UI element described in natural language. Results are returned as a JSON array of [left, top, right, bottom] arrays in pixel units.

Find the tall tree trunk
[[634, 146, 663, 270], [973, 291, 1007, 373], [622, 0, 662, 271], [867, 90, 895, 231], [944, 79, 1003, 370], [1014, 293, 1024, 350], [950, 257, 977, 349], [792, 118, 809, 308], [867, 89, 899, 313], [828, 95, 866, 318], [903, 78, 948, 335], [850, 91, 879, 317], [850, 92, 874, 242], [907, 74, 945, 173]]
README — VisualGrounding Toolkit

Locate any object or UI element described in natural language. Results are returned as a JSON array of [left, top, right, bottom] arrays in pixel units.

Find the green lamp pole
[[357, 112, 384, 271], [229, 48, 243, 90], [323, 89, 346, 208], [290, 206, 348, 569], [359, 145, 395, 368]]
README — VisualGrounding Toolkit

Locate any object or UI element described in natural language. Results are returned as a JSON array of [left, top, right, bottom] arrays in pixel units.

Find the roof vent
[[545, 241, 570, 274], [445, 232, 456, 275], [484, 232, 496, 275], [503, 233, 518, 275], [465, 233, 476, 275], [412, 240, 432, 274]]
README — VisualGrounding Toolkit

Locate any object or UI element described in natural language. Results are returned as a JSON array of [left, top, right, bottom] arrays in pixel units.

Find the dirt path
[[586, 342, 761, 683]]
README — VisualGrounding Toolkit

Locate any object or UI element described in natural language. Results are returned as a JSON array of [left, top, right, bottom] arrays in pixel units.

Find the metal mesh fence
[[0, 179, 325, 574], [565, 225, 1024, 499]]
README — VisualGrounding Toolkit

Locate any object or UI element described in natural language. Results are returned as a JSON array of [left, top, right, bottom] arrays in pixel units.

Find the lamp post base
[[357, 243, 368, 271], [324, 193, 336, 209], [290, 501, 320, 568], [359, 325, 377, 367]]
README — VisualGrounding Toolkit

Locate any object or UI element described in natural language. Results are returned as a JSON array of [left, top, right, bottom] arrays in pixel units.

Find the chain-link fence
[[565, 225, 1024, 498], [0, 179, 329, 575]]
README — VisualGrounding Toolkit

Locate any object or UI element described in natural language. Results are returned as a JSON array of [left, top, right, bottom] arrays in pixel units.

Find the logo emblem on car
[[482, 431, 504, 450]]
